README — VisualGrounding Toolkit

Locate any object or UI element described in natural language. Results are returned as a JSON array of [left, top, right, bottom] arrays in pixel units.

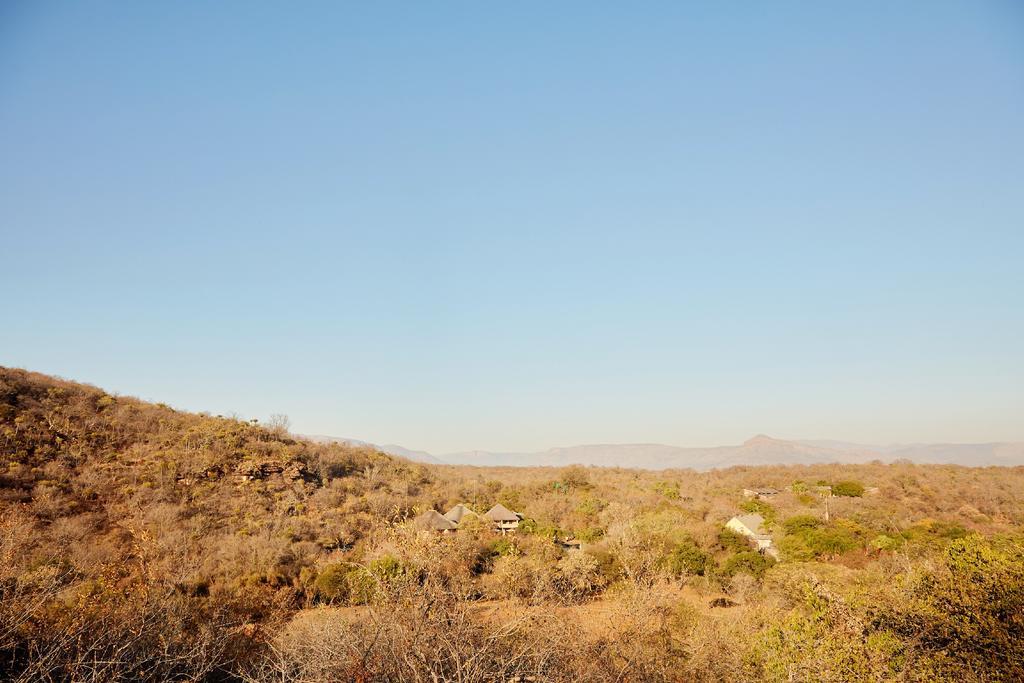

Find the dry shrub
[[246, 577, 691, 683]]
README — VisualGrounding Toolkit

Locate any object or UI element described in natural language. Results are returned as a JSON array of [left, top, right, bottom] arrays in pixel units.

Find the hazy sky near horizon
[[2, 2, 1023, 453]]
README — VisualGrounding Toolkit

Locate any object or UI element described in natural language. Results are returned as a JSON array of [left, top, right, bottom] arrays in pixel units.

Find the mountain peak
[[743, 434, 784, 447]]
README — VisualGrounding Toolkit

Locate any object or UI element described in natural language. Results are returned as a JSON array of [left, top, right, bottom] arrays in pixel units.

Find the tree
[[717, 528, 751, 553], [783, 515, 822, 534], [721, 551, 774, 579], [559, 465, 591, 489], [740, 499, 776, 523], [666, 538, 711, 577], [267, 413, 291, 435]]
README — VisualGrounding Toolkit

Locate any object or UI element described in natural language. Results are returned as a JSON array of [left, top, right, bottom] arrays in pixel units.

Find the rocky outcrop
[[236, 460, 316, 483]]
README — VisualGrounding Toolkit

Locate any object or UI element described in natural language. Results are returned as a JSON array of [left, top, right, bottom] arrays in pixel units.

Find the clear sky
[[2, 2, 1022, 453]]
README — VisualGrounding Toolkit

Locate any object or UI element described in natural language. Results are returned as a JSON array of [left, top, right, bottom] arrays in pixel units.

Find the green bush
[[519, 517, 561, 538], [721, 551, 774, 579], [313, 563, 350, 602], [892, 535, 1024, 679], [926, 520, 968, 540], [832, 481, 865, 497], [782, 517, 861, 559], [585, 547, 624, 584], [369, 555, 403, 581], [652, 481, 680, 500], [315, 556, 405, 605], [870, 534, 901, 552], [783, 515, 823, 535], [739, 499, 776, 523], [718, 528, 751, 552], [903, 519, 969, 546], [665, 538, 711, 577], [576, 496, 607, 516], [490, 537, 520, 557], [803, 528, 860, 556], [778, 535, 816, 562]]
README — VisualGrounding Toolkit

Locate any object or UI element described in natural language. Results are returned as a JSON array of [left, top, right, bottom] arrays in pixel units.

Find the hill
[[3, 366, 1024, 682], [314, 433, 1024, 469]]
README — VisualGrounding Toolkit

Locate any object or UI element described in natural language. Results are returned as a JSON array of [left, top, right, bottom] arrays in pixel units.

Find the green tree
[[804, 528, 860, 556], [721, 551, 774, 579], [778, 535, 816, 562], [717, 528, 751, 553], [783, 514, 823, 535], [665, 538, 711, 576], [832, 480, 865, 497], [740, 499, 776, 524]]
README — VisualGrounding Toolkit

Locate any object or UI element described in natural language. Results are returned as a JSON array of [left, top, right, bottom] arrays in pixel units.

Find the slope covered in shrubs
[[3, 366, 1024, 681]]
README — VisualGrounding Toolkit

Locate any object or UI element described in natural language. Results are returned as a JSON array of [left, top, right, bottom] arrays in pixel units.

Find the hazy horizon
[[3, 3, 1023, 453], [8, 363, 1024, 456]]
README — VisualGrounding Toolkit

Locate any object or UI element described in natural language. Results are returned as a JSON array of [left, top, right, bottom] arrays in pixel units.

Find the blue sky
[[2, 2, 1022, 452]]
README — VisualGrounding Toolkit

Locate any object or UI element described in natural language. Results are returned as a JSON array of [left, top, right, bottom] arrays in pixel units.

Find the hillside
[[0, 367, 432, 680], [3, 367, 1024, 682]]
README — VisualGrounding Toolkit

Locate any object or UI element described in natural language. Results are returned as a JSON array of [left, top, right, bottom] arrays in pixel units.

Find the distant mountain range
[[300, 433, 1024, 470]]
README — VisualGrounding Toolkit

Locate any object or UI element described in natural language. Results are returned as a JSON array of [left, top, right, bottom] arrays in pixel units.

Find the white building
[[726, 513, 775, 554]]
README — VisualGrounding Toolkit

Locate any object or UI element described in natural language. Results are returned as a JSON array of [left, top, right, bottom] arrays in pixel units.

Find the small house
[[443, 503, 478, 525], [484, 503, 522, 534], [726, 513, 774, 553], [414, 509, 458, 533], [742, 487, 779, 500]]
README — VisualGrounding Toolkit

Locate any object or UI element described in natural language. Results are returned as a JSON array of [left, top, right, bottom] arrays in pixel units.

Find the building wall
[[726, 518, 751, 537]]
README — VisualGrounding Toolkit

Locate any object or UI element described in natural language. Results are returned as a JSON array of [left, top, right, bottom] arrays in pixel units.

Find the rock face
[[283, 461, 316, 482], [237, 460, 315, 483]]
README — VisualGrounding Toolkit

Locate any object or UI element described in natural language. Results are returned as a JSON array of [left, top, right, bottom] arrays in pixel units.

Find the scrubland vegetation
[[2, 367, 1024, 681]]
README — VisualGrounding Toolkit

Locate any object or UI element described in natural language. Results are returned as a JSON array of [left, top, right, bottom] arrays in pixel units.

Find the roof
[[730, 513, 769, 538], [415, 509, 458, 531], [443, 503, 477, 524], [484, 503, 521, 522]]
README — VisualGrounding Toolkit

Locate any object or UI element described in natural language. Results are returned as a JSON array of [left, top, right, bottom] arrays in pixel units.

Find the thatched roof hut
[[443, 503, 477, 524], [414, 509, 458, 532], [484, 503, 521, 523]]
